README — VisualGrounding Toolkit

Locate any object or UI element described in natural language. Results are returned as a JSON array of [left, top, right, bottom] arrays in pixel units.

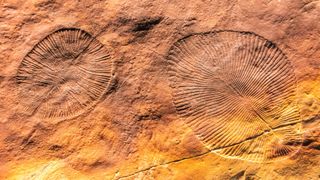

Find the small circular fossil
[[167, 30, 302, 162], [16, 28, 113, 121]]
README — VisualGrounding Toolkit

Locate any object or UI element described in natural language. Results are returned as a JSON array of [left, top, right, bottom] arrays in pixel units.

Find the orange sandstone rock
[[0, 0, 319, 179]]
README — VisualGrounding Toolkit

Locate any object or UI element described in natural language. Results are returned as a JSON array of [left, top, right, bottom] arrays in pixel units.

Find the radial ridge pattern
[[16, 28, 113, 120], [167, 30, 302, 162]]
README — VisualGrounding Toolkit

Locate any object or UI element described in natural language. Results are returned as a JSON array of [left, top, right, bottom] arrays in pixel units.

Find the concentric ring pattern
[[16, 28, 113, 120], [167, 30, 302, 162]]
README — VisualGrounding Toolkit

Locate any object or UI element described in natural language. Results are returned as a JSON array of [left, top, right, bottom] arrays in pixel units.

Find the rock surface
[[0, 0, 319, 179]]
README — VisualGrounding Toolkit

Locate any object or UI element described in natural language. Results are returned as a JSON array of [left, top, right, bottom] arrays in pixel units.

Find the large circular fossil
[[16, 28, 113, 121], [167, 30, 302, 162]]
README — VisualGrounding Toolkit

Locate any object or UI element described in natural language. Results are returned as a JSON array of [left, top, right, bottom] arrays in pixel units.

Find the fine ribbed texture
[[16, 28, 113, 121], [168, 30, 302, 162]]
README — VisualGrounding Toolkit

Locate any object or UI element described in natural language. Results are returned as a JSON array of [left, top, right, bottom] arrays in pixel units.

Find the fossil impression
[[16, 28, 113, 120], [168, 30, 302, 162]]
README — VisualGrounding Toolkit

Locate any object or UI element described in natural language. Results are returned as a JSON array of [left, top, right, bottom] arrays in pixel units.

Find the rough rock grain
[[0, 0, 319, 179]]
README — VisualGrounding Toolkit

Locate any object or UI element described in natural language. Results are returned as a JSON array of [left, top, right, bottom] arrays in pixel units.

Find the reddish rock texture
[[0, 0, 319, 179]]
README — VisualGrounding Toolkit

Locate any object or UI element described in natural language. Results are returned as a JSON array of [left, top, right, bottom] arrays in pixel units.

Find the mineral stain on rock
[[131, 16, 163, 32], [129, 16, 164, 40]]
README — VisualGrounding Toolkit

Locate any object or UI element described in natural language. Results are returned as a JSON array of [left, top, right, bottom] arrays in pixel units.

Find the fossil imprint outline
[[16, 28, 113, 121], [167, 30, 302, 162], [15, 28, 303, 163]]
